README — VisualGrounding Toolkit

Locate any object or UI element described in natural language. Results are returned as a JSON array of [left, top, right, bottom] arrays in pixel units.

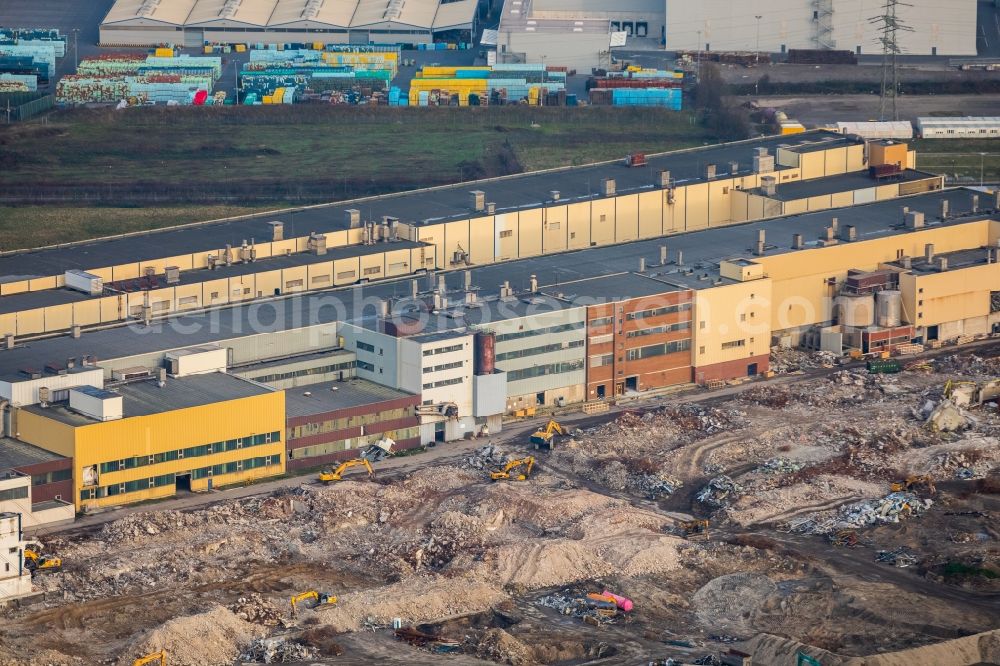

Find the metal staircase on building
[[812, 0, 836, 49]]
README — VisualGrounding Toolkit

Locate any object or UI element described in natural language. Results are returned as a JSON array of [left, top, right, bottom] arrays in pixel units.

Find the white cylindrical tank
[[876, 290, 902, 328], [835, 293, 875, 327]]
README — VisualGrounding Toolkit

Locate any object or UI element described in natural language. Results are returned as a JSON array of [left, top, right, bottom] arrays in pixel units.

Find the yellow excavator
[[23, 541, 62, 574], [132, 650, 166, 666], [490, 456, 535, 482], [290, 590, 337, 616], [529, 419, 570, 451], [679, 519, 710, 541], [891, 474, 936, 495], [318, 458, 375, 484]]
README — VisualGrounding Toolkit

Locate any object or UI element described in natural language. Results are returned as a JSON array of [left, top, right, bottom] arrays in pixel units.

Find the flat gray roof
[[0, 130, 852, 283], [888, 247, 993, 274], [285, 378, 415, 419], [0, 187, 988, 382], [759, 169, 938, 202], [22, 372, 274, 425], [0, 437, 66, 471]]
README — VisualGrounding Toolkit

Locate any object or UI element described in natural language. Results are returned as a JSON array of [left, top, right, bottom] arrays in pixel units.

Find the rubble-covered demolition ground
[[2, 351, 999, 666]]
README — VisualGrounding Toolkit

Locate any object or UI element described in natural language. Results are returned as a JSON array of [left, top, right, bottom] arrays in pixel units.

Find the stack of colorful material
[[406, 63, 567, 106]]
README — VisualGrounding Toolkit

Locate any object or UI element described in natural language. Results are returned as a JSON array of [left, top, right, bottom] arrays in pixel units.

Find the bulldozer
[[290, 590, 337, 616], [318, 458, 375, 484], [132, 651, 166, 666], [490, 456, 535, 482], [529, 419, 571, 451], [23, 540, 62, 575], [678, 519, 709, 541], [891, 474, 936, 496]]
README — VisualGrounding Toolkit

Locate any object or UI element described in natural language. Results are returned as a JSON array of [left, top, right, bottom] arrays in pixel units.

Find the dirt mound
[[117, 605, 263, 666], [692, 573, 778, 635], [0, 647, 75, 666], [475, 628, 537, 665], [318, 575, 508, 632]]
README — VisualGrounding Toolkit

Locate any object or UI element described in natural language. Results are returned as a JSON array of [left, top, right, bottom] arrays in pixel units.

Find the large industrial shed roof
[[101, 0, 478, 31]]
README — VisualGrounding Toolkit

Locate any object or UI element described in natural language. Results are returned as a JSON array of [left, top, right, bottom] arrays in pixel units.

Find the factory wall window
[[499, 230, 513, 238], [32, 469, 72, 486], [625, 339, 691, 361], [337, 270, 357, 280], [423, 376, 464, 389], [625, 303, 692, 320], [0, 486, 28, 501], [423, 360, 464, 374], [95, 431, 281, 476], [590, 353, 614, 367], [495, 321, 584, 343], [506, 359, 584, 381], [423, 343, 464, 356], [589, 316, 613, 328], [363, 266, 381, 275], [250, 360, 354, 384], [496, 339, 584, 362], [625, 321, 691, 338], [285, 280, 304, 289], [589, 333, 613, 345], [87, 455, 281, 499], [357, 341, 375, 353], [990, 291, 1000, 313], [721, 339, 746, 350], [357, 360, 375, 372]]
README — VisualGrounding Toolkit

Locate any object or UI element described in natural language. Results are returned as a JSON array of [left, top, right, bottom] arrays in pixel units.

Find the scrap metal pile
[[536, 589, 633, 626], [697, 475, 743, 507]]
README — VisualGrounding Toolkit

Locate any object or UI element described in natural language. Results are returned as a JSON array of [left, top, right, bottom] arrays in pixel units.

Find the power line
[[869, 0, 913, 121]]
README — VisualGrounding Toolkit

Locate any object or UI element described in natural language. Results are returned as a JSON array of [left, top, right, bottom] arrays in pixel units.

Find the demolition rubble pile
[[117, 606, 263, 666], [241, 637, 317, 664], [782, 491, 933, 536], [769, 347, 840, 374], [231, 594, 284, 627], [697, 475, 743, 508], [464, 443, 510, 470]]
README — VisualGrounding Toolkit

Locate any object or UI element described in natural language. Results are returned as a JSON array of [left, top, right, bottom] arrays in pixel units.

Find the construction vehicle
[[529, 419, 571, 450], [132, 651, 166, 666], [891, 474, 936, 495], [490, 456, 535, 481], [679, 519, 709, 541], [290, 590, 337, 616], [23, 540, 62, 574], [318, 458, 374, 484]]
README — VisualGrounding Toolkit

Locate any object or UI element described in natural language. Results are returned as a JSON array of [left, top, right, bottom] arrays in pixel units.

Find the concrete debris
[[230, 594, 283, 626], [769, 347, 839, 374], [464, 444, 509, 469], [117, 606, 263, 666], [760, 457, 806, 474], [925, 399, 976, 432], [240, 637, 317, 663], [638, 474, 682, 498], [474, 628, 536, 665], [697, 475, 742, 507], [875, 547, 918, 568]]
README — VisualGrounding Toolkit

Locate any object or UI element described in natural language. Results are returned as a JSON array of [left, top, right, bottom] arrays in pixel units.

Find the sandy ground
[[2, 346, 999, 666]]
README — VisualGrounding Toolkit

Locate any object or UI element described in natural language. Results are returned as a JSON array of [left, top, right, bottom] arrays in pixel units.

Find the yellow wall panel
[[281, 265, 309, 293], [591, 199, 616, 245], [693, 279, 773, 371], [254, 270, 282, 297], [253, 242, 274, 261], [542, 205, 568, 254], [846, 144, 865, 171], [684, 184, 709, 231], [518, 209, 543, 257], [469, 217, 494, 265], [707, 180, 733, 226], [824, 146, 848, 176], [444, 220, 472, 265], [566, 202, 590, 249], [271, 239, 298, 258], [776, 147, 800, 168], [44, 304, 73, 332], [876, 184, 898, 201], [307, 261, 335, 289], [28, 276, 57, 292], [383, 249, 412, 278], [800, 152, 824, 180], [807, 195, 832, 211], [414, 224, 445, 267], [333, 257, 361, 286], [112, 263, 140, 281], [494, 213, 518, 261], [615, 195, 639, 242], [101, 295, 126, 322], [830, 191, 854, 209], [0, 280, 29, 296], [16, 309, 44, 335], [15, 409, 76, 457], [638, 191, 662, 238], [201, 278, 230, 306], [783, 199, 808, 215], [0, 313, 15, 337], [664, 187, 683, 233], [72, 300, 102, 327]]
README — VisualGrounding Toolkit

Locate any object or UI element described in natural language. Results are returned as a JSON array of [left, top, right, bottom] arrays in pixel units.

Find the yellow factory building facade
[[14, 373, 285, 511]]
